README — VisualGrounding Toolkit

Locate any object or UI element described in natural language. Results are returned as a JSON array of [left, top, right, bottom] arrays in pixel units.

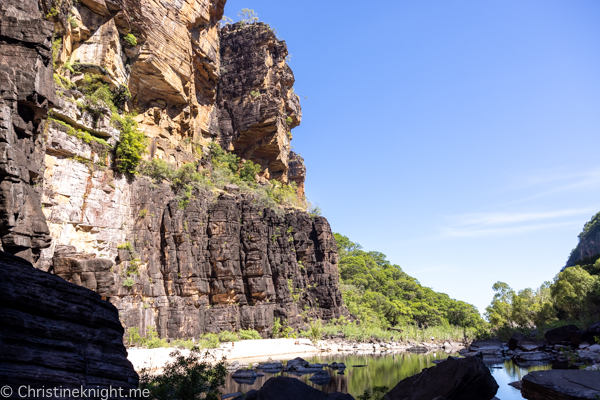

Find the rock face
[[0, 0, 56, 263], [566, 212, 600, 267], [521, 370, 600, 400], [0, 250, 138, 393], [1, 0, 346, 340], [383, 357, 499, 400], [50, 180, 347, 338], [217, 22, 304, 189]]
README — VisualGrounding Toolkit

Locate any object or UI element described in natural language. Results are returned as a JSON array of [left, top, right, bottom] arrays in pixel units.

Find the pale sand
[[128, 338, 320, 372]]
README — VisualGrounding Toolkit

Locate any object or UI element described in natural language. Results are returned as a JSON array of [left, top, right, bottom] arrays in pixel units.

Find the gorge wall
[[1, 0, 347, 339]]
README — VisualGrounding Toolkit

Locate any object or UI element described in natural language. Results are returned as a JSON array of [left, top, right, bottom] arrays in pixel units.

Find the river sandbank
[[127, 338, 465, 372]]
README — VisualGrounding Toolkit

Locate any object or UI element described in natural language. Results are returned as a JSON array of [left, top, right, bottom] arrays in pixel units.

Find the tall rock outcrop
[[1, 0, 346, 340], [566, 211, 600, 267], [0, 0, 56, 263], [0, 251, 138, 394], [217, 22, 304, 189]]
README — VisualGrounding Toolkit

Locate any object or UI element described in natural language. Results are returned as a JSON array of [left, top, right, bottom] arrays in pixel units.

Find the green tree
[[116, 116, 147, 174], [485, 281, 515, 328], [551, 266, 598, 320], [139, 347, 227, 400]]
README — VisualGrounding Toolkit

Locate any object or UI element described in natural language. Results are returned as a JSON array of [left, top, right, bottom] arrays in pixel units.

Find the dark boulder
[[286, 357, 312, 372], [569, 330, 586, 346], [582, 321, 600, 345], [383, 356, 499, 400], [309, 370, 331, 385], [232, 376, 354, 400], [232, 369, 257, 379], [545, 325, 580, 345], [509, 332, 526, 350], [518, 340, 546, 352], [521, 370, 600, 399], [469, 340, 503, 355], [0, 251, 138, 395]]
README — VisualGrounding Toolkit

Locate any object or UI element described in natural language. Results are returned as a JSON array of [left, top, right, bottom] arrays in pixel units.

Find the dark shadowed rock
[[470, 340, 503, 355], [521, 370, 600, 400], [518, 340, 546, 352], [383, 356, 499, 400], [0, 251, 138, 395], [309, 370, 331, 385], [545, 325, 580, 345], [569, 330, 586, 346], [509, 332, 526, 350], [232, 369, 257, 379], [514, 351, 554, 365], [582, 322, 600, 345], [232, 376, 354, 400]]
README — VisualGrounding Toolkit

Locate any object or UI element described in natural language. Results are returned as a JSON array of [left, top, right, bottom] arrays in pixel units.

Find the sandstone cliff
[[0, 0, 347, 339]]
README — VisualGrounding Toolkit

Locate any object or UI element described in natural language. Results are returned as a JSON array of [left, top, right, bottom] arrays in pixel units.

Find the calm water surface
[[224, 353, 551, 400]]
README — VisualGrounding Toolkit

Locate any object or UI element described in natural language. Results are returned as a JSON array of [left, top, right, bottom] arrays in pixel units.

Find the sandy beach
[[127, 338, 321, 372]]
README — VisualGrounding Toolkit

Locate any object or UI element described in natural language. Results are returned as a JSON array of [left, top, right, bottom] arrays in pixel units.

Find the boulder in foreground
[[521, 370, 600, 400], [0, 251, 138, 395], [383, 356, 499, 400]]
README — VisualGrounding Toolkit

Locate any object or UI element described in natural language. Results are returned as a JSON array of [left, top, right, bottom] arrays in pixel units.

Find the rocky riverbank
[[461, 323, 600, 370], [127, 337, 466, 372]]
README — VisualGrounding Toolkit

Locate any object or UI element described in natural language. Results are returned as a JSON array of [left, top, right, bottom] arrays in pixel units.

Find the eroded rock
[[0, 251, 138, 394]]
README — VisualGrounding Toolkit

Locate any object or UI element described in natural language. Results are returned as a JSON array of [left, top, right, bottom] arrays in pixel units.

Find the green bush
[[200, 333, 220, 348], [308, 202, 322, 218], [52, 38, 62, 70], [117, 241, 134, 251], [139, 347, 227, 400], [218, 331, 239, 342], [122, 277, 134, 288], [307, 320, 323, 344], [239, 160, 261, 182], [138, 158, 175, 182], [124, 33, 138, 47], [272, 318, 282, 338], [238, 329, 261, 340], [115, 115, 147, 174]]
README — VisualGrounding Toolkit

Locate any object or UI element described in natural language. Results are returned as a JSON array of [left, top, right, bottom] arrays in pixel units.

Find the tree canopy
[[334, 233, 485, 330]]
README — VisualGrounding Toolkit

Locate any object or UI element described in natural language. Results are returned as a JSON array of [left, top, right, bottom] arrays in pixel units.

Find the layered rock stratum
[[0, 0, 347, 339], [0, 251, 138, 394]]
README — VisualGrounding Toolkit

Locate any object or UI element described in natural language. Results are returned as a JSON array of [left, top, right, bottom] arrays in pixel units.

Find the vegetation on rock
[[139, 143, 305, 213], [123, 33, 138, 47]]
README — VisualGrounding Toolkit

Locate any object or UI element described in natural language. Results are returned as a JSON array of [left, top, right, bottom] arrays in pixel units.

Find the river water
[[223, 352, 551, 400]]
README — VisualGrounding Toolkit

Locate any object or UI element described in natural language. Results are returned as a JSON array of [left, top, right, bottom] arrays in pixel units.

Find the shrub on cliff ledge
[[115, 116, 147, 174]]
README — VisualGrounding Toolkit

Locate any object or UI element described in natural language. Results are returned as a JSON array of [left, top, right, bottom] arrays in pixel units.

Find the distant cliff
[[0, 0, 347, 339], [565, 211, 600, 268]]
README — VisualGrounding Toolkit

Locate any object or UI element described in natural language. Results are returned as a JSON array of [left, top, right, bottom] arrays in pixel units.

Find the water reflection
[[490, 360, 551, 400], [223, 352, 453, 398], [223, 353, 552, 400]]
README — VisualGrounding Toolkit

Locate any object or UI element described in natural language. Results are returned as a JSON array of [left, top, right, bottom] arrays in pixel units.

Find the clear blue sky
[[223, 0, 600, 314]]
